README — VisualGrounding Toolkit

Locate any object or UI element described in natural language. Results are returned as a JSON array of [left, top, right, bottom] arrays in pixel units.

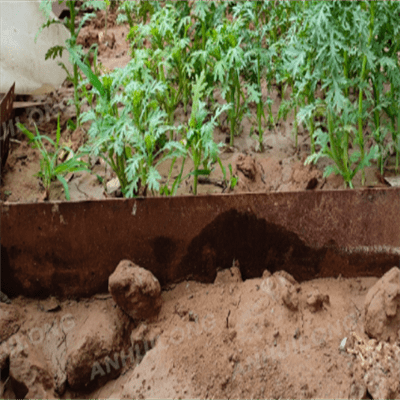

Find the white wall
[[0, 0, 73, 94]]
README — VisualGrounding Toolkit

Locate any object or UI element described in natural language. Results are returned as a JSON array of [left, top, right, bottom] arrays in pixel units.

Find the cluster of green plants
[[25, 0, 400, 200], [37, 0, 109, 126], [107, 0, 400, 191], [17, 116, 90, 200], [284, 1, 400, 187]]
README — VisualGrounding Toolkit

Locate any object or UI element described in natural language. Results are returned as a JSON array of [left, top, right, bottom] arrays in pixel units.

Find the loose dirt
[[1, 269, 399, 399]]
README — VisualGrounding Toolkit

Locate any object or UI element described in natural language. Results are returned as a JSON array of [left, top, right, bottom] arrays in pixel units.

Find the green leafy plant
[[283, 1, 400, 186], [75, 0, 400, 195], [183, 71, 230, 195], [233, 1, 294, 151], [204, 16, 253, 146], [37, 0, 107, 124], [127, 3, 193, 122], [227, 163, 238, 191], [17, 116, 90, 200], [80, 54, 186, 197], [117, 0, 158, 28]]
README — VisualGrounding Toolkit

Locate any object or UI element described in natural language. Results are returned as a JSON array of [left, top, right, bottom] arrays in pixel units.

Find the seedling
[[183, 71, 230, 195], [284, 1, 400, 185], [80, 52, 186, 197], [17, 116, 90, 200], [37, 0, 107, 125], [226, 163, 238, 191]]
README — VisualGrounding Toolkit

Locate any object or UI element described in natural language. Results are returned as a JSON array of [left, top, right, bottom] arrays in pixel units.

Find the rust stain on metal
[[1, 188, 400, 299], [0, 83, 15, 169]]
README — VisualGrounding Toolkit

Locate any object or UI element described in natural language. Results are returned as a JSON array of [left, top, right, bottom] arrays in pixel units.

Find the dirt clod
[[8, 333, 55, 399], [108, 260, 162, 321], [262, 273, 299, 311], [0, 303, 21, 343], [65, 304, 131, 391], [214, 264, 242, 285], [364, 266, 400, 342]]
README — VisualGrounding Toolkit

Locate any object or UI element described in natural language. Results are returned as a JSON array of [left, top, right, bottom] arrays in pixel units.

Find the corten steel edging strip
[[0, 83, 15, 170], [1, 188, 400, 299]]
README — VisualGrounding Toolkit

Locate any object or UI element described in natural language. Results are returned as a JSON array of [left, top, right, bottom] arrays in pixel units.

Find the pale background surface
[[0, 0, 73, 94]]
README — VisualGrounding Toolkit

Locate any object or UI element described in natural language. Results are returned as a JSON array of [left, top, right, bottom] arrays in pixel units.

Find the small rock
[[262, 269, 271, 279], [294, 328, 300, 339], [262, 273, 299, 311], [39, 297, 61, 313], [339, 337, 347, 352], [0, 291, 11, 304], [108, 260, 162, 321], [273, 270, 299, 287], [106, 177, 122, 197]]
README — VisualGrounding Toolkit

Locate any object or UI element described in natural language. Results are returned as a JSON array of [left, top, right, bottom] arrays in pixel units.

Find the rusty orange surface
[[0, 83, 15, 169], [1, 188, 400, 299]]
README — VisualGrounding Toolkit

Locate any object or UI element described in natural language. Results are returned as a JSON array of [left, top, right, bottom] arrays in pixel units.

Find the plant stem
[[256, 58, 264, 152], [307, 87, 315, 154], [372, 77, 383, 174], [193, 155, 200, 195], [67, 1, 80, 125], [343, 50, 349, 98], [358, 0, 375, 185], [201, 21, 206, 50], [309, 117, 315, 154], [125, 3, 134, 28], [293, 102, 298, 148], [397, 108, 400, 173], [228, 72, 236, 146], [105, 2, 108, 38], [172, 155, 187, 195]]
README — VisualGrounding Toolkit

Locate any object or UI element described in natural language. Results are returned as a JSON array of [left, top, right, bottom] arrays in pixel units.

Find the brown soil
[[1, 270, 400, 399]]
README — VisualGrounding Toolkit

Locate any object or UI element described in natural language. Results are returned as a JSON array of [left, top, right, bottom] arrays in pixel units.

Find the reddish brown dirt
[[1, 271, 399, 399]]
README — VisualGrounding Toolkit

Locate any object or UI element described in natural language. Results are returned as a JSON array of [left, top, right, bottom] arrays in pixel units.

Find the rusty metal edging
[[0, 83, 15, 170], [1, 188, 400, 299]]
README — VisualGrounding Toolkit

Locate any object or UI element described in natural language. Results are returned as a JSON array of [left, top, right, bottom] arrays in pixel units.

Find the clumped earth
[[1, 265, 400, 399]]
